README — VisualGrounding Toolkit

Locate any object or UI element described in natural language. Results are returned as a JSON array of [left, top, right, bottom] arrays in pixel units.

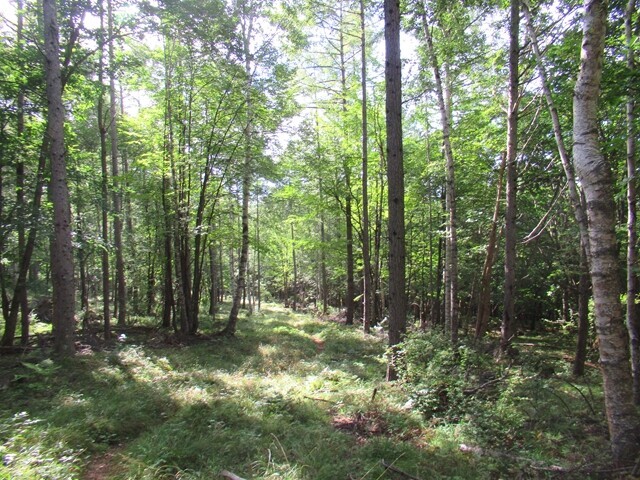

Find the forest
[[0, 0, 639, 478]]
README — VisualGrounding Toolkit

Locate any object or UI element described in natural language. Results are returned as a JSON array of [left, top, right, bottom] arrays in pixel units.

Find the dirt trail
[[83, 446, 124, 480]]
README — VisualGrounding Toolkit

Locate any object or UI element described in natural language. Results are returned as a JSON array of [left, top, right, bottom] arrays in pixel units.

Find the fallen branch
[[303, 395, 333, 403], [463, 374, 507, 396], [220, 470, 246, 480], [381, 459, 423, 480], [459, 444, 569, 473]]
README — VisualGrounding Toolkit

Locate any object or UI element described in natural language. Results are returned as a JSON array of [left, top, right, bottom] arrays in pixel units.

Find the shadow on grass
[[0, 305, 496, 480]]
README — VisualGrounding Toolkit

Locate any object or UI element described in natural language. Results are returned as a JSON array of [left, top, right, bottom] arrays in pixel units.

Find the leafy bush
[[395, 331, 498, 423]]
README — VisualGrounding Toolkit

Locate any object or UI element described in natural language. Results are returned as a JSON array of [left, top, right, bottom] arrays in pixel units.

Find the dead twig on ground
[[381, 459, 423, 480]]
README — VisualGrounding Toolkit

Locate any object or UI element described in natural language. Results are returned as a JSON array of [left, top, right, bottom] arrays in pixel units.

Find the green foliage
[[0, 306, 537, 480], [395, 330, 612, 473]]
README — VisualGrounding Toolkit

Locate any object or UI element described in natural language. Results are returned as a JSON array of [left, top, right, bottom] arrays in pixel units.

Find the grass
[[0, 305, 623, 479]]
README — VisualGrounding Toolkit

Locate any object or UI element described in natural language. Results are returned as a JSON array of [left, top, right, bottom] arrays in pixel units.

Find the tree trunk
[[97, 0, 111, 339], [385, 0, 406, 381], [475, 154, 505, 339], [209, 244, 218, 315], [256, 194, 261, 312], [338, 8, 355, 326], [625, 0, 640, 406], [15, 0, 29, 345], [522, 2, 590, 255], [161, 37, 175, 331], [147, 251, 156, 316], [572, 0, 639, 463], [108, 0, 126, 328], [573, 246, 590, 376], [421, 4, 458, 343], [225, 7, 253, 335], [291, 223, 297, 312], [320, 201, 328, 315], [0, 137, 47, 347], [501, 0, 520, 354], [44, 0, 76, 357], [361, 0, 373, 334]]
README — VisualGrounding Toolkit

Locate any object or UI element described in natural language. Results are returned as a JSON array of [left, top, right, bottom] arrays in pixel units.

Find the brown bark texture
[[44, 0, 76, 357], [501, 0, 519, 353], [385, 0, 406, 381]]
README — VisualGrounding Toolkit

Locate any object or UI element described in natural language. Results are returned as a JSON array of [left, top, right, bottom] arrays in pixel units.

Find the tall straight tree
[[501, 0, 520, 353], [108, 0, 126, 327], [360, 0, 373, 334], [337, 0, 355, 326], [572, 0, 639, 463], [385, 0, 406, 381], [44, 0, 75, 356], [16, 0, 29, 345], [97, 0, 111, 339], [225, 0, 254, 336], [420, 1, 458, 343], [625, 0, 640, 405]]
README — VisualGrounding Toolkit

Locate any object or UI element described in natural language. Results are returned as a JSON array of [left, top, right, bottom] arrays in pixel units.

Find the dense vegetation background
[[0, 0, 639, 477]]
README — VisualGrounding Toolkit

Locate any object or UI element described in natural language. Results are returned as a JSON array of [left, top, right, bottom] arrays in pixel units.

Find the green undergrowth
[[0, 305, 619, 479]]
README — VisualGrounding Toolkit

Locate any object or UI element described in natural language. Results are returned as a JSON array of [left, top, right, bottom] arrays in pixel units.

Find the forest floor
[[0, 304, 634, 479]]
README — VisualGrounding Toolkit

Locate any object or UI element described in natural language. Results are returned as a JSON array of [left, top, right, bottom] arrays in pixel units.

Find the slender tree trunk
[[226, 178, 250, 335], [573, 246, 590, 375], [345, 194, 355, 323], [209, 244, 219, 316], [108, 0, 126, 327], [361, 0, 373, 334], [501, 0, 520, 353], [44, 0, 75, 357], [421, 4, 458, 343], [523, 0, 593, 371], [161, 36, 175, 330], [475, 154, 505, 339], [291, 223, 297, 311], [625, 0, 640, 405], [256, 193, 261, 311], [0, 138, 48, 347], [573, 0, 639, 463], [523, 2, 590, 254], [385, 0, 406, 381], [97, 0, 111, 339], [16, 0, 29, 345], [225, 9, 253, 335], [320, 202, 328, 314], [147, 251, 155, 316], [218, 243, 224, 303], [76, 213, 89, 312], [337, 8, 355, 325]]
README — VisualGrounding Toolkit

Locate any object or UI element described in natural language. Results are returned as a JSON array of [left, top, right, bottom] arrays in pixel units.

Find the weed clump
[[394, 330, 611, 473]]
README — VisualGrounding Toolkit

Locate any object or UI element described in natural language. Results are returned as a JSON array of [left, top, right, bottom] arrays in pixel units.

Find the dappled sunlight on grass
[[1, 304, 603, 479]]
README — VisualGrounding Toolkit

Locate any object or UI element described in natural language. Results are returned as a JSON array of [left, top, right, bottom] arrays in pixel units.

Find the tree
[[360, 0, 373, 333], [225, 0, 254, 335], [624, 0, 640, 405], [572, 0, 639, 463], [43, 0, 75, 357], [108, 0, 126, 327], [419, 0, 459, 343], [501, 0, 520, 353], [385, 0, 406, 381], [522, 0, 591, 373]]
